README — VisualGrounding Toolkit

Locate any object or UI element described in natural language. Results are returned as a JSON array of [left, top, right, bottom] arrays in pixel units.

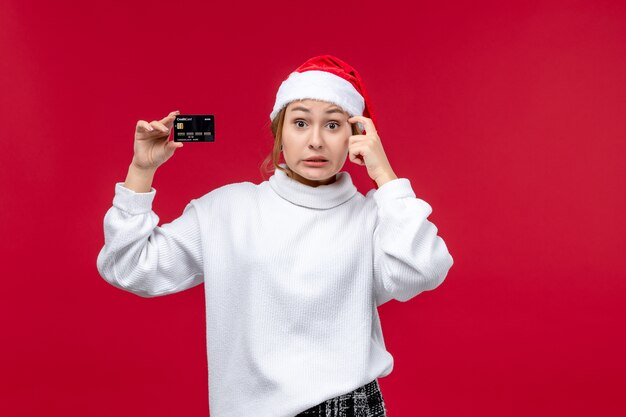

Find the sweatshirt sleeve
[[96, 182, 204, 298], [371, 178, 453, 306]]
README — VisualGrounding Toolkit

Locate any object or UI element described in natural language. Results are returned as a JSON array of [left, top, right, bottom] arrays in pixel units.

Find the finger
[[349, 152, 365, 165], [160, 110, 180, 128], [348, 135, 368, 145], [149, 120, 171, 133], [348, 116, 375, 134], [349, 147, 366, 165], [136, 120, 154, 132], [166, 139, 184, 149], [348, 115, 377, 135]]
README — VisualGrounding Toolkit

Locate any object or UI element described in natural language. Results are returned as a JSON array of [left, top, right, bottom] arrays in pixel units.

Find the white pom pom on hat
[[270, 55, 377, 132]]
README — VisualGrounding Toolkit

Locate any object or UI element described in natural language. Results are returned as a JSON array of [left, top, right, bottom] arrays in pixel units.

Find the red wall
[[1, 0, 625, 416]]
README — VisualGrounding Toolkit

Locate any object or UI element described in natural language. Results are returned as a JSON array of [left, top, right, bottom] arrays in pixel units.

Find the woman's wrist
[[374, 169, 398, 188], [124, 161, 157, 193]]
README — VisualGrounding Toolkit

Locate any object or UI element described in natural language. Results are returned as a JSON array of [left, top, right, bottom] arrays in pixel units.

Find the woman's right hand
[[131, 110, 183, 170]]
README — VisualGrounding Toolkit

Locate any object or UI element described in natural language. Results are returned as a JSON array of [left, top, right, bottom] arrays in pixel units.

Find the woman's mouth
[[303, 159, 329, 167]]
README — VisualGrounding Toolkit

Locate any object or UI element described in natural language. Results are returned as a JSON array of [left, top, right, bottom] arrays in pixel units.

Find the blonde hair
[[260, 102, 361, 180]]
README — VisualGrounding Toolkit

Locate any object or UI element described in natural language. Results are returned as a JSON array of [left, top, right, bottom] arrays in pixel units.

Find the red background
[[1, 0, 625, 416]]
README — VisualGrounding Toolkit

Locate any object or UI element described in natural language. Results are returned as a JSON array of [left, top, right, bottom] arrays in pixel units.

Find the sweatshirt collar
[[269, 163, 357, 209]]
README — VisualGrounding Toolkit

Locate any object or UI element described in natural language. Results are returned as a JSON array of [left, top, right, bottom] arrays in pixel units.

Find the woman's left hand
[[347, 115, 398, 187]]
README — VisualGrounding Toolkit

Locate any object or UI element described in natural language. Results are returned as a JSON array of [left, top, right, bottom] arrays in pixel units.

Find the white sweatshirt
[[97, 165, 453, 417]]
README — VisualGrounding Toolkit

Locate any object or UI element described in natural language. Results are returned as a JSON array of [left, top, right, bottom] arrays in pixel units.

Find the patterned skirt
[[295, 379, 387, 417]]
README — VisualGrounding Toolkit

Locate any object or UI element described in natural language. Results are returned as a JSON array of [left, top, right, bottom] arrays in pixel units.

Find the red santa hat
[[270, 55, 376, 132]]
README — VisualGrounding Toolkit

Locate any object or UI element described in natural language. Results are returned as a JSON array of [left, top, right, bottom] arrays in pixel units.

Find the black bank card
[[174, 115, 215, 142]]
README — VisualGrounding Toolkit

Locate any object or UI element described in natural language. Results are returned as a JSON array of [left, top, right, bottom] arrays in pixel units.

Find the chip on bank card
[[173, 115, 215, 142]]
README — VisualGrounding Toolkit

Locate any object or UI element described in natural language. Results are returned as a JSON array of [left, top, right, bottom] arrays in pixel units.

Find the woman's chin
[[293, 165, 337, 186]]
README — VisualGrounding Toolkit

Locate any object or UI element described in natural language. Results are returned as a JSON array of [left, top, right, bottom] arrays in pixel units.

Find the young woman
[[97, 55, 454, 417]]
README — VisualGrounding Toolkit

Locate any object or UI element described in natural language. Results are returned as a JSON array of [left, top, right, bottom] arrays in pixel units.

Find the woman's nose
[[308, 126, 324, 148]]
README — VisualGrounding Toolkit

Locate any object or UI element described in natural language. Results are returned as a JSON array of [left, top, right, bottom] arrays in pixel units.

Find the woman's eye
[[294, 120, 340, 129]]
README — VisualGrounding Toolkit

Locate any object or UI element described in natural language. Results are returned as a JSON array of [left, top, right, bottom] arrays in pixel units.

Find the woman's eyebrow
[[289, 106, 345, 115], [325, 108, 346, 115]]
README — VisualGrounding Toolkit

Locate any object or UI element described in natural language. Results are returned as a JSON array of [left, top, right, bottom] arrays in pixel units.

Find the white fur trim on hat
[[270, 70, 365, 121]]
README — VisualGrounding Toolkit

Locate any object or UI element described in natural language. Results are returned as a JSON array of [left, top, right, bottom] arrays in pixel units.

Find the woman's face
[[281, 99, 352, 187]]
